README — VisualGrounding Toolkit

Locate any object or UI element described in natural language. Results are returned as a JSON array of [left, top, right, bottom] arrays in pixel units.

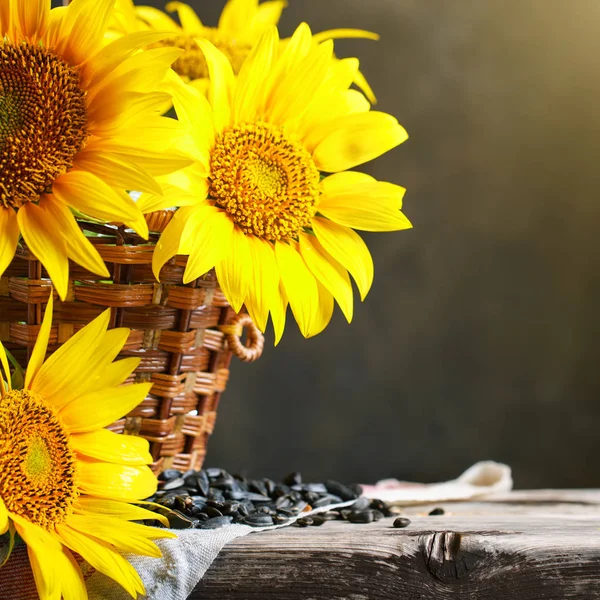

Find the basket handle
[[219, 314, 264, 363]]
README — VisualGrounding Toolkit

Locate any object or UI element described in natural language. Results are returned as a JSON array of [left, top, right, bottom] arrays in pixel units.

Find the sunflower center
[[153, 29, 252, 80], [0, 390, 78, 529], [209, 122, 320, 241], [0, 41, 88, 209]]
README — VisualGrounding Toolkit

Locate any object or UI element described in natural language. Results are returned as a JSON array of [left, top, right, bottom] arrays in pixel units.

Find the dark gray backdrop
[[66, 0, 600, 487]]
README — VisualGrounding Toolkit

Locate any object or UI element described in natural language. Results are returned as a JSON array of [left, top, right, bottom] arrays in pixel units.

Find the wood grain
[[191, 493, 600, 599]]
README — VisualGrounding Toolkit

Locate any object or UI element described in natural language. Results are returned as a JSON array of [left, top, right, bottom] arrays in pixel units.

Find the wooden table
[[192, 490, 600, 599]]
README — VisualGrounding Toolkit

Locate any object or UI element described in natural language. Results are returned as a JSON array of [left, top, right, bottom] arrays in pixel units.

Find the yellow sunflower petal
[[312, 112, 408, 172], [24, 292, 53, 391], [308, 281, 335, 337], [270, 282, 288, 346], [136, 5, 181, 31], [152, 207, 190, 280], [321, 172, 403, 205], [59, 382, 152, 434], [13, 517, 62, 600], [244, 236, 280, 332], [268, 40, 333, 127], [302, 89, 370, 147], [70, 514, 174, 552], [171, 82, 215, 167], [275, 241, 319, 338], [72, 150, 162, 196], [182, 209, 234, 284], [83, 140, 193, 176], [165, 1, 203, 33], [0, 207, 19, 279], [197, 39, 235, 133], [52, 170, 148, 240], [15, 0, 48, 41], [352, 68, 377, 105], [0, 496, 8, 535], [85, 30, 176, 89], [318, 182, 412, 231], [56, 523, 145, 599], [313, 28, 380, 43], [233, 26, 279, 123], [75, 497, 169, 527], [299, 233, 353, 323], [59, 0, 115, 66], [30, 309, 111, 402], [0, 342, 10, 395], [274, 22, 313, 77], [39, 195, 110, 279], [136, 183, 201, 215], [95, 357, 141, 390], [77, 461, 158, 502], [249, 1, 286, 39], [215, 227, 252, 313], [0, 1, 11, 35], [17, 203, 69, 301], [53, 330, 131, 413], [88, 47, 183, 105], [312, 217, 373, 300], [218, 0, 258, 35], [71, 429, 152, 466], [58, 547, 88, 600]]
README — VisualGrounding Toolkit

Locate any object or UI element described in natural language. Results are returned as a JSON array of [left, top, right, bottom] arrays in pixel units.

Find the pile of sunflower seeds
[[145, 468, 399, 530]]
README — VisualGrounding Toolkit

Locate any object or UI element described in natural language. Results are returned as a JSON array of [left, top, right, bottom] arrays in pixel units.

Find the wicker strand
[[0, 212, 264, 473]]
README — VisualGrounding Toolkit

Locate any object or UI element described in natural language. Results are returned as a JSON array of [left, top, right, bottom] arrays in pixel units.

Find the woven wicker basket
[[0, 211, 264, 474]]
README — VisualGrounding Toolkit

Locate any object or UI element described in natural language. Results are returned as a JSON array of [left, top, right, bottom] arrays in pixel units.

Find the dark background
[[72, 0, 600, 487]]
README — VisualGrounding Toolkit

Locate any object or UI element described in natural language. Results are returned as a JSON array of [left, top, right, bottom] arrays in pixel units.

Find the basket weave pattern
[[0, 214, 263, 474]]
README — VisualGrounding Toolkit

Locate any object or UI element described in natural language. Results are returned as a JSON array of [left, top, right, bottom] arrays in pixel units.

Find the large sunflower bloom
[[0, 0, 193, 300], [148, 24, 411, 342], [0, 293, 175, 599], [110, 0, 378, 102]]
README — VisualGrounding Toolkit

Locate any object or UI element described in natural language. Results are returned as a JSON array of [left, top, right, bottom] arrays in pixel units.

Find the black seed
[[348, 483, 363, 496], [295, 517, 313, 527], [159, 469, 182, 482], [313, 494, 343, 508], [282, 472, 302, 486], [347, 510, 375, 524], [161, 477, 185, 491], [199, 516, 233, 529], [274, 514, 291, 524], [208, 488, 225, 502], [393, 517, 411, 528], [244, 514, 274, 526], [220, 502, 240, 515], [196, 471, 210, 496], [245, 493, 272, 503], [321, 511, 340, 521], [324, 480, 359, 502], [249, 480, 268, 496], [204, 506, 224, 518], [349, 497, 371, 511], [310, 515, 326, 526], [206, 467, 224, 479], [275, 496, 292, 509], [429, 507, 445, 516], [167, 510, 195, 529]]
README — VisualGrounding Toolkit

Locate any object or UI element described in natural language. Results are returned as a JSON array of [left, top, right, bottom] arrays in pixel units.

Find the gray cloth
[[87, 501, 355, 600]]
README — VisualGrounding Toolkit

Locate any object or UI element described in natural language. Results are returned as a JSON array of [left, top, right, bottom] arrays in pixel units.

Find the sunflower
[[146, 24, 411, 342], [0, 0, 194, 301], [109, 0, 378, 102], [0, 292, 174, 599]]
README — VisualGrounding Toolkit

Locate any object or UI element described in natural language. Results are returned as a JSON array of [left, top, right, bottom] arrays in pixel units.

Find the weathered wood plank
[[192, 495, 600, 599]]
